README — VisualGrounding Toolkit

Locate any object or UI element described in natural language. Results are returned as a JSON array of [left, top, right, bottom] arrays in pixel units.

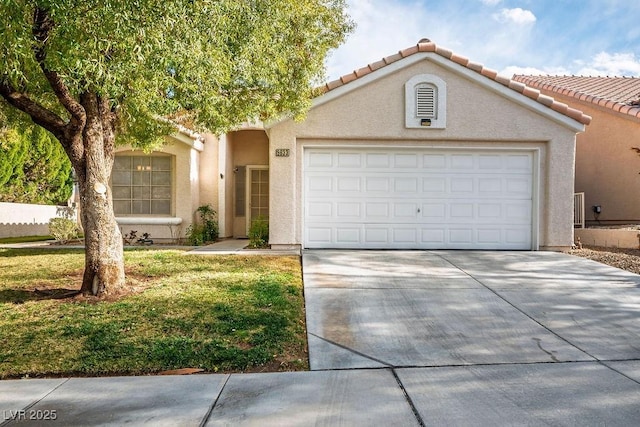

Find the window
[[405, 74, 447, 129], [112, 155, 172, 215]]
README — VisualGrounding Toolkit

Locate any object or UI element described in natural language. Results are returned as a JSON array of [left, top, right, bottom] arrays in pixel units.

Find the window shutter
[[235, 166, 246, 217], [416, 85, 436, 118]]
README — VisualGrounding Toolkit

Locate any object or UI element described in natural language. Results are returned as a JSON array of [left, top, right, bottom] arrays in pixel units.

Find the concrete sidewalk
[[2, 250, 640, 426]]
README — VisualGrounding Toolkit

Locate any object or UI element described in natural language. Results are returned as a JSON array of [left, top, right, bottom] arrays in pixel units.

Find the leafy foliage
[[186, 204, 219, 245], [48, 206, 81, 243], [248, 216, 269, 248], [0, 0, 354, 143], [0, 125, 72, 204]]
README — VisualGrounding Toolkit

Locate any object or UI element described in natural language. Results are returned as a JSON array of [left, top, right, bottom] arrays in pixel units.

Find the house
[[513, 75, 640, 228], [113, 39, 590, 251]]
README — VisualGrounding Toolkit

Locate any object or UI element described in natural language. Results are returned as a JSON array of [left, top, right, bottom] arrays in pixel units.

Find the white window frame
[[405, 74, 447, 129]]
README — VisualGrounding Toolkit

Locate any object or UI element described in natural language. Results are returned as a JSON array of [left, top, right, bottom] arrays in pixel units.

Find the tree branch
[[0, 81, 67, 139], [0, 80, 85, 167], [33, 6, 86, 131]]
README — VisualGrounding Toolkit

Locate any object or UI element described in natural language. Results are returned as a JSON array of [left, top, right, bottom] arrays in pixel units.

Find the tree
[[0, 0, 352, 296], [0, 124, 73, 205]]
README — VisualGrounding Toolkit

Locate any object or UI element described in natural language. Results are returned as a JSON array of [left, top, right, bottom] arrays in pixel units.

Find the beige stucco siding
[[268, 55, 580, 250], [199, 134, 220, 213], [540, 93, 640, 224]]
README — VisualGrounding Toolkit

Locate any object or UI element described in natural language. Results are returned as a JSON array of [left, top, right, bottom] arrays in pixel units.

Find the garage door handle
[[417, 208, 421, 213]]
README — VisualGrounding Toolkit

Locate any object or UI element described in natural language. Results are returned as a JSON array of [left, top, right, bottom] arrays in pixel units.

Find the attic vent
[[416, 84, 437, 118], [405, 74, 447, 129]]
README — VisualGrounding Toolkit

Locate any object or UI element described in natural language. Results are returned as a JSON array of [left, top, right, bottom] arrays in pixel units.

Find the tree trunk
[[76, 95, 125, 296], [0, 8, 125, 296], [78, 174, 125, 296]]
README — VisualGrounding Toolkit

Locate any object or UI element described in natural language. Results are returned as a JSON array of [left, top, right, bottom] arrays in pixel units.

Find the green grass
[[0, 235, 53, 244], [0, 249, 307, 378]]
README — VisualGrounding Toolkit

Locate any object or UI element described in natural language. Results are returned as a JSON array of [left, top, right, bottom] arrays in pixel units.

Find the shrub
[[49, 206, 80, 244], [248, 216, 269, 249], [49, 218, 80, 244], [186, 204, 219, 246]]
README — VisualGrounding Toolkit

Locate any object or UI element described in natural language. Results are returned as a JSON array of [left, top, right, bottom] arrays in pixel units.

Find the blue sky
[[325, 0, 640, 81]]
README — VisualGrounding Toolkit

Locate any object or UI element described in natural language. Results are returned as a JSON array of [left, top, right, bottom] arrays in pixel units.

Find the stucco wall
[[537, 92, 640, 225], [575, 228, 640, 249], [267, 54, 581, 250], [0, 202, 61, 238], [198, 134, 220, 217]]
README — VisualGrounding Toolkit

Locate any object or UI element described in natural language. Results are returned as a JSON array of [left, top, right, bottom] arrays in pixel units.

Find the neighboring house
[[513, 75, 640, 227], [113, 39, 590, 251]]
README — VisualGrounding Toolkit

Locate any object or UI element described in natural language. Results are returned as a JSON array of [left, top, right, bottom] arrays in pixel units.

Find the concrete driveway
[[303, 250, 640, 424]]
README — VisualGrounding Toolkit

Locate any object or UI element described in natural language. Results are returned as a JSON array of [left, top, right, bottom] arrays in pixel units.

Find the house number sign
[[275, 148, 290, 157]]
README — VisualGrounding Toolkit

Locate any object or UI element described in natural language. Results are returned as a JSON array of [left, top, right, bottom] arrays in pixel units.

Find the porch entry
[[246, 166, 269, 233]]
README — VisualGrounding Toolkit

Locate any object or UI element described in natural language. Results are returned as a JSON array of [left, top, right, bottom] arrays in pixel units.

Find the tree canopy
[[0, 0, 353, 145]]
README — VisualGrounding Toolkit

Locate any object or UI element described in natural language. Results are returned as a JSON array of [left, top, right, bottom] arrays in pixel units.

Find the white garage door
[[304, 148, 534, 250]]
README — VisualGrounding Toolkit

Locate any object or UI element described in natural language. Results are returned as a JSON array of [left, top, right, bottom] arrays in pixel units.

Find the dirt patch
[[569, 246, 640, 275], [27, 268, 157, 303]]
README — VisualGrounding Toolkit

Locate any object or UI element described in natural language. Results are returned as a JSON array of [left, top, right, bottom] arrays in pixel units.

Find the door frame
[[245, 165, 269, 234]]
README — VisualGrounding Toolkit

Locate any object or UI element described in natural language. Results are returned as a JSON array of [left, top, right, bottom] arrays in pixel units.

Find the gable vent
[[416, 85, 436, 118]]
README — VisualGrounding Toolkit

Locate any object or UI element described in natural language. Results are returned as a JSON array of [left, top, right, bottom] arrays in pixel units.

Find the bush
[[49, 218, 80, 244], [49, 206, 80, 244], [186, 204, 219, 246], [248, 216, 269, 249]]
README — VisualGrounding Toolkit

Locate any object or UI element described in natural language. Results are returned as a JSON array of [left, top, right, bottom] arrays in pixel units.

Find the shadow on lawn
[[0, 288, 81, 303], [0, 248, 84, 257]]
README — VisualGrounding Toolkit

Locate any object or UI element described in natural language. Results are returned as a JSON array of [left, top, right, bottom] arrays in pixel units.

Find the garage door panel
[[304, 148, 534, 249], [366, 177, 390, 192], [336, 227, 360, 243], [365, 227, 390, 244]]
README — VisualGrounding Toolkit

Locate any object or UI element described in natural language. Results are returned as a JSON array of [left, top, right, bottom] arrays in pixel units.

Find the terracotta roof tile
[[369, 59, 387, 71], [450, 53, 469, 67], [322, 40, 591, 126], [417, 41, 436, 52], [384, 52, 403, 64], [513, 75, 640, 120], [400, 46, 419, 57], [467, 61, 483, 73], [354, 66, 372, 78]]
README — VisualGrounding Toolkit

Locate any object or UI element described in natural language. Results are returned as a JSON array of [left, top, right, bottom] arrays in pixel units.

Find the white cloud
[[575, 52, 640, 76], [500, 52, 640, 78], [493, 8, 536, 25]]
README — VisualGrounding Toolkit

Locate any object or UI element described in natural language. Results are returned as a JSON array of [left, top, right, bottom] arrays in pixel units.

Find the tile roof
[[323, 39, 591, 125], [512, 75, 640, 120]]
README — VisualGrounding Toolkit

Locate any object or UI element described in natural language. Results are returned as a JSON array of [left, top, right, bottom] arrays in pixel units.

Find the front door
[[246, 166, 269, 233]]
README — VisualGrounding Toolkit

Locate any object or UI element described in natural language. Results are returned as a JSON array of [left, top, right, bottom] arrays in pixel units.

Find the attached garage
[[304, 148, 535, 250], [266, 40, 590, 252]]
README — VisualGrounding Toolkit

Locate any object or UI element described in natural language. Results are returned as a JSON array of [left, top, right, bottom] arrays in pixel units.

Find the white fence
[[0, 202, 61, 238], [574, 192, 585, 229]]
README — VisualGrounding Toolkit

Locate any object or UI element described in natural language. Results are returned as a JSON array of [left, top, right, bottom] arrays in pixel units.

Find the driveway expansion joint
[[308, 332, 392, 368], [199, 374, 231, 427], [392, 368, 426, 427]]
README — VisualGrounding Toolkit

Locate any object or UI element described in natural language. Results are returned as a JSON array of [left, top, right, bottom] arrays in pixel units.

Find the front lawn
[[0, 249, 307, 378]]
